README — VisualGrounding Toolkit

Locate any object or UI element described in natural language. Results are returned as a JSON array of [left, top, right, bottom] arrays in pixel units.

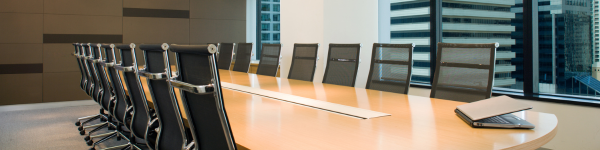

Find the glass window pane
[[535, 1, 598, 97], [262, 33, 270, 40], [274, 4, 280, 12], [261, 13, 270, 21], [261, 4, 270, 11], [441, 0, 522, 91], [258, 0, 280, 59], [390, 1, 431, 83], [274, 23, 280, 31], [261, 23, 270, 31]]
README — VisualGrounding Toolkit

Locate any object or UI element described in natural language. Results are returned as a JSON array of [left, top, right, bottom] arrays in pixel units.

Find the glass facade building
[[260, 0, 280, 45], [390, 0, 518, 88], [513, 0, 598, 96]]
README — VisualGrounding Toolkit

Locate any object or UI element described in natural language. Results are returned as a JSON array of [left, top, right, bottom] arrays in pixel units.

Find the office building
[[390, 0, 517, 87], [593, 0, 600, 79], [260, 0, 281, 44], [512, 0, 597, 95]]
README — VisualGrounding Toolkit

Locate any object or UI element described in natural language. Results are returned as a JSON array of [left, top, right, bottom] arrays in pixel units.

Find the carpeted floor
[[0, 104, 127, 150]]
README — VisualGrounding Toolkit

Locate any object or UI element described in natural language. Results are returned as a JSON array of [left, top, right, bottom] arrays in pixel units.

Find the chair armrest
[[115, 65, 135, 72], [99, 62, 115, 67], [167, 79, 214, 95], [137, 69, 168, 80]]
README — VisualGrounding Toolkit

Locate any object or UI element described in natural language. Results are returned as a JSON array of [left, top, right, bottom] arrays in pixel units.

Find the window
[[535, 1, 598, 96], [388, 0, 600, 102], [390, 2, 431, 83], [262, 33, 270, 40], [274, 4, 280, 12], [261, 23, 270, 31], [439, 0, 522, 91], [261, 13, 270, 21], [257, 0, 280, 60], [274, 23, 280, 31], [261, 4, 270, 11]]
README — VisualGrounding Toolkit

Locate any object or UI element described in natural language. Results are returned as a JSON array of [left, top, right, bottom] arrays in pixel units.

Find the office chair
[[73, 43, 103, 127], [85, 43, 139, 150], [256, 44, 282, 76], [232, 43, 253, 72], [430, 42, 498, 103], [288, 43, 319, 81], [77, 43, 111, 131], [217, 43, 235, 70], [137, 43, 190, 150], [168, 44, 237, 150], [366, 43, 414, 94], [73, 43, 87, 91], [322, 43, 361, 87], [78, 44, 116, 137], [138, 43, 190, 150], [85, 43, 104, 103], [81, 44, 136, 150], [109, 43, 158, 150], [81, 43, 95, 98]]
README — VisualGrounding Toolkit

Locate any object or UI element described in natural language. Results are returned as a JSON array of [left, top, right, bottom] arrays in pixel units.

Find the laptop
[[455, 96, 535, 129]]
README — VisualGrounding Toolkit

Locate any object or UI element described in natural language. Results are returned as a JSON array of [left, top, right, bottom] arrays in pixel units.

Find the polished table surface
[[139, 69, 558, 150]]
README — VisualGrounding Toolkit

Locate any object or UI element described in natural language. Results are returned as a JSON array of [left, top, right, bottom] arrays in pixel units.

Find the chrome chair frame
[[168, 44, 236, 150], [74, 43, 104, 127]]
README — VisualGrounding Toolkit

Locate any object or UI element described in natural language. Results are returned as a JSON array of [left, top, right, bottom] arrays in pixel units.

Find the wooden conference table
[[138, 70, 557, 150]]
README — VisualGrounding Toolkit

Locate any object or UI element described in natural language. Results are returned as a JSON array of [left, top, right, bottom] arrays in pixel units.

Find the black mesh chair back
[[110, 44, 135, 123], [430, 42, 498, 102], [288, 43, 319, 81], [169, 44, 237, 150], [81, 44, 95, 97], [322, 43, 361, 87], [138, 43, 187, 150], [73, 43, 87, 91], [117, 43, 151, 141], [85, 43, 102, 102], [217, 43, 234, 70], [99, 44, 118, 113], [91, 43, 113, 110], [256, 44, 282, 76], [366, 43, 414, 94], [232, 43, 253, 72]]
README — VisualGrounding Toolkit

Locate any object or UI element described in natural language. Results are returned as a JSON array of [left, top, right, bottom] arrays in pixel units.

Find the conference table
[[139, 69, 558, 150]]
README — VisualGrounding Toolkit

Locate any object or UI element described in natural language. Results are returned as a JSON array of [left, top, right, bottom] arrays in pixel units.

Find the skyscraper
[[593, 0, 600, 79], [512, 0, 595, 95], [390, 0, 517, 87], [260, 0, 281, 44]]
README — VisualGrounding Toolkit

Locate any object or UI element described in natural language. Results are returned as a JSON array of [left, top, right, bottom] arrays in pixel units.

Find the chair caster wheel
[[78, 126, 83, 131], [86, 140, 93, 146], [75, 122, 81, 126], [79, 130, 86, 135], [89, 148, 96, 150], [84, 136, 90, 141]]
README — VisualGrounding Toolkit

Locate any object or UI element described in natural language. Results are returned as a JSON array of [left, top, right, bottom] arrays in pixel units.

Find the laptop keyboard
[[479, 116, 510, 124]]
